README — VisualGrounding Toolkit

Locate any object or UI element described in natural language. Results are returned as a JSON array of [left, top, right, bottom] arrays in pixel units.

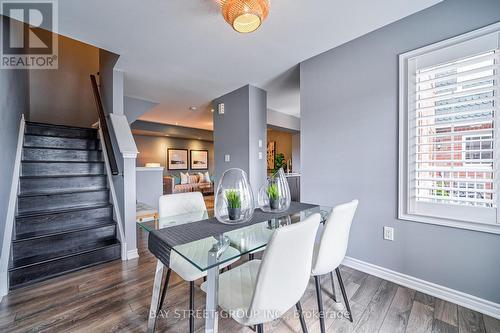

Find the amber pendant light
[[221, 0, 270, 33]]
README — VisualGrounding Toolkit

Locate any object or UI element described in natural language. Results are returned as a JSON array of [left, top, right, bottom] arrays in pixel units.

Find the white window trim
[[398, 22, 500, 235]]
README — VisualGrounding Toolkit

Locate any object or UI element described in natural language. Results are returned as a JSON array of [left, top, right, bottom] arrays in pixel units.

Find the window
[[399, 23, 500, 233]]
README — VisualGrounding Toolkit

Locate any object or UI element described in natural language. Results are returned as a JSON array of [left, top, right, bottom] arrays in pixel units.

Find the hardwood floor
[[0, 226, 498, 333]]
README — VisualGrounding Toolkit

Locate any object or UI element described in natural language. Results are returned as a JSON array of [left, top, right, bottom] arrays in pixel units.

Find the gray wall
[[267, 108, 300, 131], [292, 133, 300, 173], [213, 85, 267, 194], [300, 0, 500, 303], [0, 17, 30, 256], [213, 86, 250, 184], [124, 96, 158, 124], [29, 35, 99, 127], [132, 120, 213, 142], [248, 87, 268, 195], [134, 134, 215, 177], [98, 49, 125, 218]]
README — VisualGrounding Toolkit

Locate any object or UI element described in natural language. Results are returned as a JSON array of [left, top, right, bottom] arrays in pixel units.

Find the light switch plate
[[383, 227, 394, 241], [224, 154, 230, 162], [218, 103, 225, 114], [258, 140, 262, 148]]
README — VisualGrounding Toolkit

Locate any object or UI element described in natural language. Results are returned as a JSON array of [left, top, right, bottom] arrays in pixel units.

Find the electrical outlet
[[224, 154, 230, 162], [258, 152, 263, 159], [383, 227, 394, 241]]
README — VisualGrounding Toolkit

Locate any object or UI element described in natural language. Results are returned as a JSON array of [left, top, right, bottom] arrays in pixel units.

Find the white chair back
[[312, 200, 358, 276], [159, 192, 206, 218], [248, 213, 321, 319]]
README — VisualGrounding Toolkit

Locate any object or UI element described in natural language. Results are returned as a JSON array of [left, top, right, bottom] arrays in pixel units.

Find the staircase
[[9, 121, 121, 289]]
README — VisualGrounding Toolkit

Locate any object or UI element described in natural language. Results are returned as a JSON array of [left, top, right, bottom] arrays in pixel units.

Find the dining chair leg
[[314, 276, 326, 333], [158, 268, 171, 311], [335, 268, 353, 323], [147, 260, 164, 333], [249, 253, 255, 261], [296, 301, 308, 333], [189, 281, 195, 333], [329, 271, 337, 302], [257, 323, 264, 333]]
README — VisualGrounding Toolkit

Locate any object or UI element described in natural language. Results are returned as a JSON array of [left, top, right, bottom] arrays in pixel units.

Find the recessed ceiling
[[52, 0, 442, 130]]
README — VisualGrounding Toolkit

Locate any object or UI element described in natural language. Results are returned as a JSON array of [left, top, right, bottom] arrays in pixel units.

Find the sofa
[[163, 174, 213, 195]]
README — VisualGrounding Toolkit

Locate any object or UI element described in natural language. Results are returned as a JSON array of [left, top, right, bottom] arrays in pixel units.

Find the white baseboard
[[342, 256, 500, 320], [127, 249, 139, 260]]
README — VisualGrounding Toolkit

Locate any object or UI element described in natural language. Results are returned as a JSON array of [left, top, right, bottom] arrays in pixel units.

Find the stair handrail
[[90, 74, 119, 176]]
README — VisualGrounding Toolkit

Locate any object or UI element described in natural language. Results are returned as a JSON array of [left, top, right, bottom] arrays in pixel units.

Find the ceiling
[[52, 0, 441, 130]]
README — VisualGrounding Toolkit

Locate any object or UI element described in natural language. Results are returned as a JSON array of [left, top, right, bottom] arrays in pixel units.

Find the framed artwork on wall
[[167, 148, 188, 170], [190, 150, 209, 170], [267, 141, 276, 170]]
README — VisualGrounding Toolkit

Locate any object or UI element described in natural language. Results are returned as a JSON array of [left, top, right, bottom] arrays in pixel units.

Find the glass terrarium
[[215, 168, 255, 224], [258, 168, 291, 213]]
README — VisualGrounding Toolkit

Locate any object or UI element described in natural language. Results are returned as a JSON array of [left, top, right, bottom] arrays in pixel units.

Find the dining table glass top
[[138, 205, 332, 271]]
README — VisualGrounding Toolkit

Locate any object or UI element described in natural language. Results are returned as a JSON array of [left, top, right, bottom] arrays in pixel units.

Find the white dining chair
[[201, 213, 321, 333], [156, 192, 240, 333], [311, 200, 358, 332]]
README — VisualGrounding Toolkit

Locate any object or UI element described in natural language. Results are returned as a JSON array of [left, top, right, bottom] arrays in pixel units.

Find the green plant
[[267, 183, 279, 201], [225, 190, 241, 209], [274, 153, 285, 173]]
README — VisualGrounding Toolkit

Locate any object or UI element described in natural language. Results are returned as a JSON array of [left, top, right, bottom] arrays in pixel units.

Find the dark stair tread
[[24, 133, 98, 140], [21, 160, 104, 164], [18, 187, 109, 198], [13, 220, 116, 242], [23, 146, 101, 151], [15, 218, 115, 240], [25, 121, 96, 131], [20, 174, 106, 179], [10, 239, 120, 270], [9, 244, 120, 290], [16, 203, 113, 219]]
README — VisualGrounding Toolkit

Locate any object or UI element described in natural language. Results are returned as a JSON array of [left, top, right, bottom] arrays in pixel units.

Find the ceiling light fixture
[[221, 0, 270, 34]]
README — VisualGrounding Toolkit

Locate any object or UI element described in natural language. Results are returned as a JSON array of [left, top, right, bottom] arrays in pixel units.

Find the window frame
[[398, 22, 500, 234]]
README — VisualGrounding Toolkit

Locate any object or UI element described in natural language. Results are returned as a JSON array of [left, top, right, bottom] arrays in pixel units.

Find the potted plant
[[267, 182, 280, 210], [226, 190, 242, 220]]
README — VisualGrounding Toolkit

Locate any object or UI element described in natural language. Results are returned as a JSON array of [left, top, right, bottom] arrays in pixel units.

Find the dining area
[[138, 168, 358, 333]]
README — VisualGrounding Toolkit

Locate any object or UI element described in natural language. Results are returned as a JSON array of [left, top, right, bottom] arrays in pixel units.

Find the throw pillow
[[204, 171, 211, 183], [180, 172, 189, 184], [197, 172, 205, 183], [173, 176, 181, 185]]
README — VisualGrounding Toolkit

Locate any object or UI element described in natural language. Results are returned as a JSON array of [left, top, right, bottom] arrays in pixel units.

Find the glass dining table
[[138, 205, 332, 333]]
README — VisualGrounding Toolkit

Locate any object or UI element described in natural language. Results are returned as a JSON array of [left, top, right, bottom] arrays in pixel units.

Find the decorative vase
[[215, 168, 255, 224], [258, 168, 292, 213]]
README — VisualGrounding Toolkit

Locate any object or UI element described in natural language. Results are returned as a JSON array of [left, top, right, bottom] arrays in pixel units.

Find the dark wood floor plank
[[416, 291, 436, 308], [353, 280, 398, 333], [351, 275, 383, 307], [0, 221, 496, 333], [483, 315, 500, 333], [458, 306, 486, 333], [434, 299, 458, 327], [433, 319, 459, 333], [310, 279, 361, 333], [407, 301, 434, 333], [379, 286, 416, 333]]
